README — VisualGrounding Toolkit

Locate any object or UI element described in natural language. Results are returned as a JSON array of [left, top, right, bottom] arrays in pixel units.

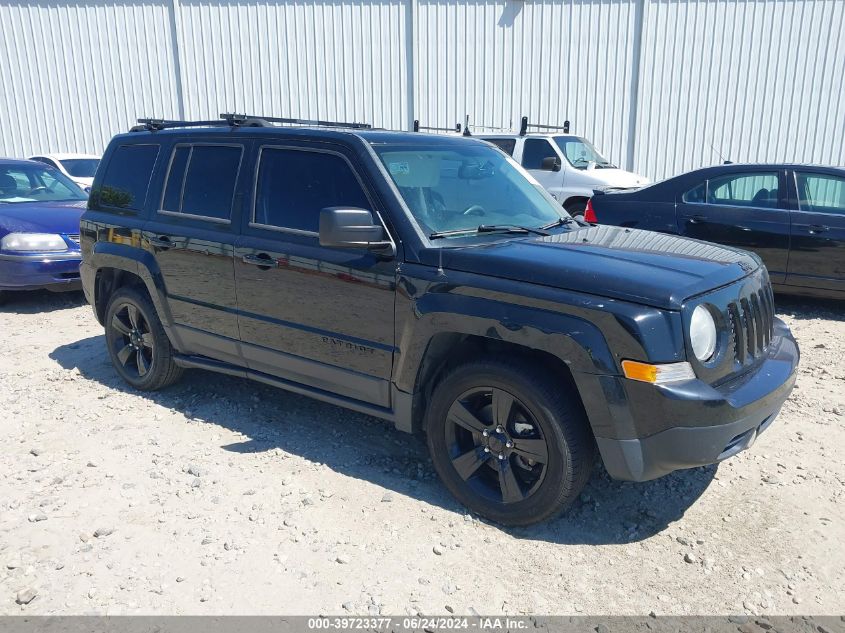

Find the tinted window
[[708, 172, 779, 207], [93, 144, 159, 211], [521, 139, 557, 169], [162, 146, 190, 212], [796, 172, 845, 214], [483, 138, 516, 156], [161, 145, 242, 221], [253, 148, 370, 233], [683, 182, 706, 203]]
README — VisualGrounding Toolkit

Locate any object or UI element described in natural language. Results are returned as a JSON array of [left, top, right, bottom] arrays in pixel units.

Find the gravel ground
[[0, 291, 842, 616]]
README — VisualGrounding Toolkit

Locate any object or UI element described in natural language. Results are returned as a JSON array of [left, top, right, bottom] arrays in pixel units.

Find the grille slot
[[67, 234, 80, 244], [728, 284, 774, 365]]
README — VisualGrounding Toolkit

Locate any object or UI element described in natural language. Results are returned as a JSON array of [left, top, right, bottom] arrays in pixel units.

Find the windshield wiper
[[540, 216, 589, 229], [429, 224, 549, 240]]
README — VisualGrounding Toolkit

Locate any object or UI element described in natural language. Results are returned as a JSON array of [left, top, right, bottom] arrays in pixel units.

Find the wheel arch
[[88, 243, 178, 345]]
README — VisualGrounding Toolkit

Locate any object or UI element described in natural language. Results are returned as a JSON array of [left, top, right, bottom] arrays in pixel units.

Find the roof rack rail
[[130, 114, 373, 133], [220, 113, 373, 129], [412, 114, 473, 137], [131, 118, 230, 132], [519, 116, 570, 136]]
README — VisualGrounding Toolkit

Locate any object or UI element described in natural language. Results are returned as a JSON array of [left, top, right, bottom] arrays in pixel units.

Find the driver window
[[521, 139, 557, 170]]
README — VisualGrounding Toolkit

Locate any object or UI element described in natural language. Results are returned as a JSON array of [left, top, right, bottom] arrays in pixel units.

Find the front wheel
[[425, 358, 595, 526], [104, 286, 183, 390]]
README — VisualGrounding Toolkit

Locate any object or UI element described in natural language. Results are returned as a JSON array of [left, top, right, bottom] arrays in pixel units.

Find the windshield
[[0, 163, 88, 203], [374, 143, 566, 240], [554, 136, 614, 169], [61, 158, 100, 178]]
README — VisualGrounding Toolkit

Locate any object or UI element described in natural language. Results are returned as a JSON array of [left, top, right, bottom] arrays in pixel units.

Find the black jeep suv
[[80, 116, 799, 526]]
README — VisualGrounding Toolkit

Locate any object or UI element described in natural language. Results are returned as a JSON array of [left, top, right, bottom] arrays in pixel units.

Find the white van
[[477, 118, 649, 215]]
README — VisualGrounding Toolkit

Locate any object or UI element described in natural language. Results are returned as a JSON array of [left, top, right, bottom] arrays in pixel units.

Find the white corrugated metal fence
[[0, 0, 842, 180]]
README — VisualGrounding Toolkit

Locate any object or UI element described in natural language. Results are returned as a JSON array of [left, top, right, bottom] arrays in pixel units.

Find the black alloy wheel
[[426, 357, 595, 526], [109, 301, 155, 379], [104, 286, 183, 390], [445, 386, 549, 504]]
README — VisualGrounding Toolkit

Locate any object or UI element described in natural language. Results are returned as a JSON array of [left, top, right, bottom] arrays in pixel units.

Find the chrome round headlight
[[690, 304, 718, 362]]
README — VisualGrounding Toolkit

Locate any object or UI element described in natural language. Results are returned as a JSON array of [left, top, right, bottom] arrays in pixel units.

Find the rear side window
[[483, 138, 516, 156], [709, 172, 779, 207], [521, 139, 557, 169], [253, 148, 370, 233], [91, 144, 159, 211], [160, 144, 242, 221], [796, 172, 845, 214]]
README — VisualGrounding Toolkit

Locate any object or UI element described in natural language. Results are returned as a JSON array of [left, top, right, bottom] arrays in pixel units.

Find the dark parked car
[[0, 158, 88, 304], [80, 117, 799, 525], [585, 164, 845, 299]]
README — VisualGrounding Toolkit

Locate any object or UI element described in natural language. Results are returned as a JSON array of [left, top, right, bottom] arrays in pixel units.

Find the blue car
[[0, 158, 89, 304]]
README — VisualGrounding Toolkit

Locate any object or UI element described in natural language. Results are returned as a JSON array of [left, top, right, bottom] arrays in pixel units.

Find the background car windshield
[[62, 158, 100, 178], [0, 164, 87, 203], [554, 136, 613, 169], [375, 144, 564, 237]]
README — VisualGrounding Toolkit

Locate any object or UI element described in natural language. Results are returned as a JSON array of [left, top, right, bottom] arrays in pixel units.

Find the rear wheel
[[564, 199, 588, 216], [104, 286, 183, 390], [425, 358, 595, 526]]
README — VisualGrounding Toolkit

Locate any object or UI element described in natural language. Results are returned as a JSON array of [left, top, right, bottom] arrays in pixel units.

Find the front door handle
[[808, 224, 829, 234], [242, 253, 278, 268], [148, 235, 172, 249]]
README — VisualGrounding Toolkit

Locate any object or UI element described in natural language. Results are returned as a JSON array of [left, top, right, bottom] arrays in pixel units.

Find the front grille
[[727, 283, 774, 364]]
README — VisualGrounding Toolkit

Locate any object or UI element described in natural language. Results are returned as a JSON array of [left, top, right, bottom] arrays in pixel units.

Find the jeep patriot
[[80, 115, 799, 525]]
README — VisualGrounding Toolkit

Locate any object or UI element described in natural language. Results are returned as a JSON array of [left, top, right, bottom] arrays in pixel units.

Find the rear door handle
[[808, 224, 829, 234], [685, 214, 707, 224], [242, 253, 278, 267], [148, 235, 172, 249]]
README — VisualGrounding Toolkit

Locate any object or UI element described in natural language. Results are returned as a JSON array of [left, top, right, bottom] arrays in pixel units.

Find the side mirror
[[540, 156, 562, 172], [319, 207, 393, 254], [586, 160, 597, 171]]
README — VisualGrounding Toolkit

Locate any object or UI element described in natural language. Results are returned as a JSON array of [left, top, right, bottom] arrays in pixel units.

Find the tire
[[564, 200, 587, 216], [425, 357, 595, 526], [104, 286, 183, 390]]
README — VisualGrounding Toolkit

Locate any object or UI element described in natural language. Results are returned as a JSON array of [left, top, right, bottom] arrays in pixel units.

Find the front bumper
[[0, 251, 82, 292], [595, 318, 799, 481]]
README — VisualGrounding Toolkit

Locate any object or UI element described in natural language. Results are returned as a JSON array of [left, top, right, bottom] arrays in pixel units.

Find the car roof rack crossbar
[[220, 113, 373, 129], [413, 120, 462, 134], [412, 115, 473, 137], [519, 116, 571, 136]]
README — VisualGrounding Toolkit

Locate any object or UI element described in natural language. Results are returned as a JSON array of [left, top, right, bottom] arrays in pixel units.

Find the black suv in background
[[80, 116, 799, 526]]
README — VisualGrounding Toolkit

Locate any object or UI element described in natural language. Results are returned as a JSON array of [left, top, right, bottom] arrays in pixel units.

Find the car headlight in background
[[0, 233, 68, 252], [690, 304, 718, 362]]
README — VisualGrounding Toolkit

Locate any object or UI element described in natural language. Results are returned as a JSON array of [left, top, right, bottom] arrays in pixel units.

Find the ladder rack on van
[[519, 116, 571, 136], [412, 115, 476, 137]]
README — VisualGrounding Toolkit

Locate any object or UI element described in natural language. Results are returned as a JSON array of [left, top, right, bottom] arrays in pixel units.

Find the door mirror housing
[[540, 156, 562, 172], [319, 207, 393, 254]]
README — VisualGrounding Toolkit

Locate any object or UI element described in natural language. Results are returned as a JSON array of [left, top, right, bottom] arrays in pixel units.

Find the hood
[[0, 200, 86, 240], [586, 168, 650, 188], [431, 225, 761, 310]]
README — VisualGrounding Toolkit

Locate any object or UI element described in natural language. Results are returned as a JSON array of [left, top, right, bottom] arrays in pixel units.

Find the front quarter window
[[374, 142, 565, 239]]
